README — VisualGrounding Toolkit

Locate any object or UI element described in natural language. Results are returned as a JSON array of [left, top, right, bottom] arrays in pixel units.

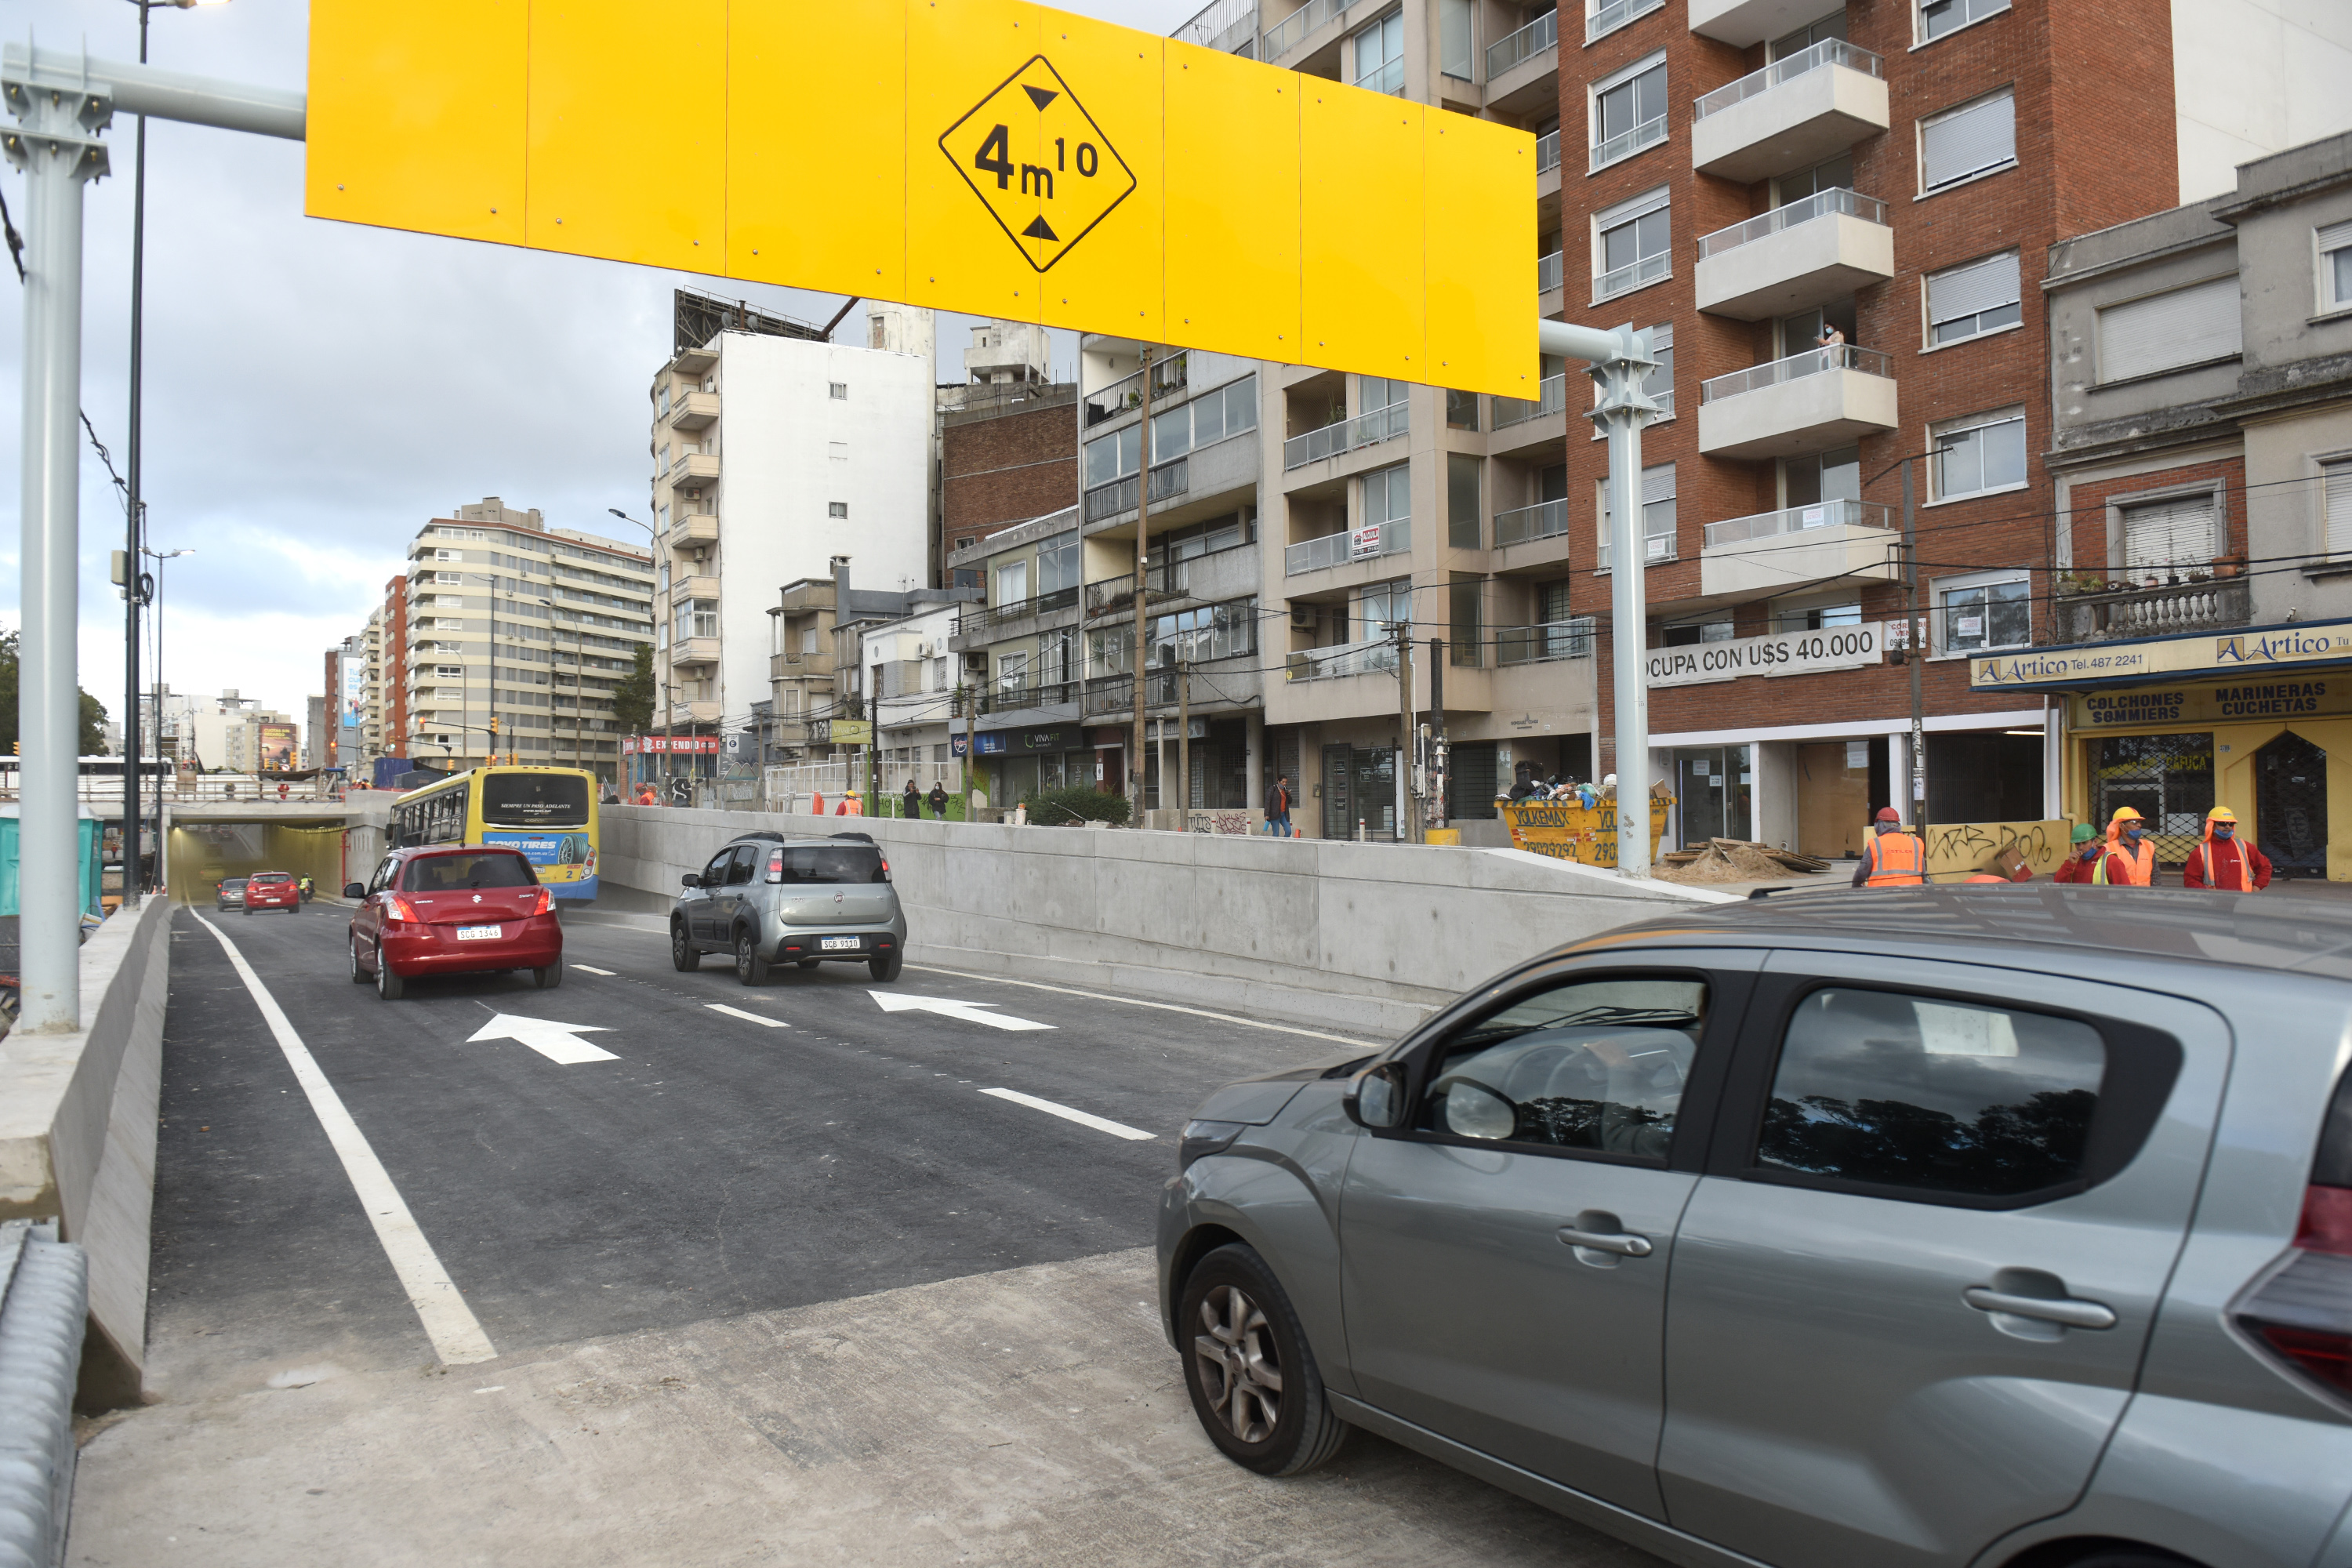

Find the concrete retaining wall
[[598, 808, 1729, 1036], [0, 895, 172, 1408]]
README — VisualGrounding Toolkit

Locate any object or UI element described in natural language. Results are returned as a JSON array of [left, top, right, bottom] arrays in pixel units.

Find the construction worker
[[2092, 805, 2158, 886], [2053, 822, 2101, 884], [1850, 807, 1927, 887], [2183, 805, 2273, 891], [1963, 845, 2033, 884]]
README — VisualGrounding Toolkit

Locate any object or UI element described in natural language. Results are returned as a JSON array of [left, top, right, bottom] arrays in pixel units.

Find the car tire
[[735, 931, 771, 986], [2062, 1554, 2202, 1568], [243, 905, 252, 916], [1178, 1243, 1348, 1477], [532, 963, 564, 990], [376, 953, 405, 1000], [670, 922, 701, 972], [349, 937, 368, 983], [868, 949, 904, 983]]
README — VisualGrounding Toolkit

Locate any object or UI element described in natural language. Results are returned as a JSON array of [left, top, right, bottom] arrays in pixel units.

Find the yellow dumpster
[[1500, 795, 1674, 868]]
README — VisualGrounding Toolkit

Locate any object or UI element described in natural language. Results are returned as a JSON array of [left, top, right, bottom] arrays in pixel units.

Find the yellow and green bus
[[390, 766, 601, 902]]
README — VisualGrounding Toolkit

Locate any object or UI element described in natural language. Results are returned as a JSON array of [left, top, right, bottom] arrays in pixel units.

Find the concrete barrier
[[0, 895, 172, 1409], [597, 807, 1730, 1036]]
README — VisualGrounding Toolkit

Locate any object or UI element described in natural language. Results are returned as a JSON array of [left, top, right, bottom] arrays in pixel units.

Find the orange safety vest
[[1864, 831, 1927, 886], [2191, 840, 2263, 891], [2093, 839, 2155, 886]]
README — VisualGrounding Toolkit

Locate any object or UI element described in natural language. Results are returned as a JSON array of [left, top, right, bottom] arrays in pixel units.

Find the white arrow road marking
[[869, 991, 1056, 1031], [570, 964, 615, 976], [466, 1012, 620, 1065], [981, 1087, 1155, 1141], [706, 1003, 789, 1028]]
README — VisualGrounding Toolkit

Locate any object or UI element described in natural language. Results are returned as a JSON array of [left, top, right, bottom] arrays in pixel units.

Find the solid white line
[[706, 1002, 789, 1028], [570, 964, 615, 976], [980, 1087, 1156, 1142], [190, 913, 499, 1367], [908, 964, 1385, 1048]]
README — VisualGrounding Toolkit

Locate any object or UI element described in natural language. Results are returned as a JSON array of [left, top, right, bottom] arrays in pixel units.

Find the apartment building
[[941, 320, 1079, 573], [401, 496, 656, 779]]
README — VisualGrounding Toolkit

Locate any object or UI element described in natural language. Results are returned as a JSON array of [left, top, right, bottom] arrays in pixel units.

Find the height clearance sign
[[304, 0, 1537, 394]]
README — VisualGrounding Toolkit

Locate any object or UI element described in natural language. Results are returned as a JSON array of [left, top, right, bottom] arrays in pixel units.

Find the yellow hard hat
[[2108, 805, 2144, 823], [2206, 805, 2237, 823]]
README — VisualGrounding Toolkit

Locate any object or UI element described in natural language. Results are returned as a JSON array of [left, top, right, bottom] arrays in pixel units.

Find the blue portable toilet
[[0, 803, 105, 917]]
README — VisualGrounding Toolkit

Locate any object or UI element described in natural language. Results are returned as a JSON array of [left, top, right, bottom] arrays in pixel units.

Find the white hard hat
[[1602, 773, 1617, 787]]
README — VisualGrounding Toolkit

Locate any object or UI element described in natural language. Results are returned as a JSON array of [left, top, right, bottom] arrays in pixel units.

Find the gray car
[[669, 831, 908, 985], [1158, 886, 2352, 1568]]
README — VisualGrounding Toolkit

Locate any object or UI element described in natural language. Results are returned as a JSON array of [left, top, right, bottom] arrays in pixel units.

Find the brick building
[[940, 387, 1080, 575]]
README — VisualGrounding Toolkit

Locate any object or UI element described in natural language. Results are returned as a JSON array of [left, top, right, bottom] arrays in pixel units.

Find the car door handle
[[1556, 1226, 1653, 1258], [1962, 1287, 2117, 1330]]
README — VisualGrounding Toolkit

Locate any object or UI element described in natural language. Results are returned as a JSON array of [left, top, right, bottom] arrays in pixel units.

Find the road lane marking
[[871, 992, 1054, 1031], [906, 965, 1382, 1047], [980, 1087, 1155, 1141], [706, 1003, 789, 1028], [570, 964, 615, 976], [466, 1012, 619, 1064], [189, 913, 498, 1366]]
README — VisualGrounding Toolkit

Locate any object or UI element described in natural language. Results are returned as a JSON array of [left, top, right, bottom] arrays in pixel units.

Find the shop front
[[973, 722, 1098, 809]]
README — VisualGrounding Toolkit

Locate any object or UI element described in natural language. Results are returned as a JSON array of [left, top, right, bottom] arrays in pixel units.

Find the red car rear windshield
[[251, 873, 292, 884], [401, 852, 537, 891]]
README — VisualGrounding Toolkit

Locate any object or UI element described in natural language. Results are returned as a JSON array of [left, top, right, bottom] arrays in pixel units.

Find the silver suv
[[670, 831, 907, 985], [1158, 887, 2352, 1568]]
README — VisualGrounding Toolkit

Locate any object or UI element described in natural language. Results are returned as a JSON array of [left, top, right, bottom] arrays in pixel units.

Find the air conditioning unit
[[1290, 604, 1317, 631]]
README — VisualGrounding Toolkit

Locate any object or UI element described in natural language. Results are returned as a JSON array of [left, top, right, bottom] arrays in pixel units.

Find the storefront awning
[[1970, 619, 2352, 694]]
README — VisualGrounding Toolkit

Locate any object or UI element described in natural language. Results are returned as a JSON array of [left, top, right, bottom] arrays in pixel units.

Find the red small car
[[344, 845, 562, 1000], [244, 870, 300, 914]]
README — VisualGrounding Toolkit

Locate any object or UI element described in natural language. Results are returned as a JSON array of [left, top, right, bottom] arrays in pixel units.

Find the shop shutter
[[2121, 495, 2216, 572], [2326, 459, 2352, 559], [1927, 252, 2020, 330], [1922, 93, 2014, 189], [2097, 276, 2241, 383]]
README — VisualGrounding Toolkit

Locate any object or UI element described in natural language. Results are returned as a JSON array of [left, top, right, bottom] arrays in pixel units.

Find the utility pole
[[1904, 459, 1926, 829], [1428, 637, 1446, 835], [1176, 657, 1191, 833], [1395, 623, 1419, 844], [867, 688, 880, 815], [1129, 347, 1155, 826], [961, 681, 975, 822]]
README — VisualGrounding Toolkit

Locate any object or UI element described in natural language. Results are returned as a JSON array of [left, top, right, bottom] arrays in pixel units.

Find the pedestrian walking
[[1850, 806, 1927, 887], [1265, 774, 1294, 838], [2092, 806, 2158, 886], [2182, 806, 2272, 890], [927, 782, 951, 819], [2053, 821, 2101, 883], [903, 778, 923, 820]]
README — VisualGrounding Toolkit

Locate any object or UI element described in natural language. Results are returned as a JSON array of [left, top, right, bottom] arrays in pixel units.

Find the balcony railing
[[1494, 499, 1571, 546], [1284, 518, 1410, 575], [1586, 0, 1663, 43], [957, 584, 1079, 638], [1495, 617, 1597, 665], [1486, 8, 1558, 76], [1494, 373, 1570, 428], [1701, 343, 1892, 403], [1177, 0, 1259, 54], [1693, 37, 1883, 121], [1590, 115, 1668, 172], [1704, 497, 1893, 549], [1083, 564, 1169, 617], [2056, 577, 2251, 644], [1083, 458, 1190, 522], [1261, 0, 1343, 59], [1082, 356, 1190, 428], [978, 678, 1080, 716], [1595, 249, 1670, 302], [1282, 400, 1408, 470], [1537, 250, 1564, 294], [1696, 187, 1887, 260], [1286, 637, 1398, 683], [1535, 129, 1560, 175], [1080, 670, 1184, 717]]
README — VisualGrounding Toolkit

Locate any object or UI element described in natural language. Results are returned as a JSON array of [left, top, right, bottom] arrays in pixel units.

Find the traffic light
[[488, 714, 499, 735]]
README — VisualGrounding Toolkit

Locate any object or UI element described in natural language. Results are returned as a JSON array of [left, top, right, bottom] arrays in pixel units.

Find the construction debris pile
[[1652, 839, 1832, 886]]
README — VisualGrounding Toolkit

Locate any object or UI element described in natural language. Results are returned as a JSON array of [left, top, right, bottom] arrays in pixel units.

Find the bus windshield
[[480, 772, 590, 829]]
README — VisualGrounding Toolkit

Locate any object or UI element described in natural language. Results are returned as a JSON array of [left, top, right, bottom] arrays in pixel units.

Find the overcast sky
[[0, 0, 1202, 736]]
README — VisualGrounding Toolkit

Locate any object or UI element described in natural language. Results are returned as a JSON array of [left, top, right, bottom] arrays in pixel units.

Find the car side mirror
[[342, 882, 366, 899], [1342, 1062, 1408, 1131], [680, 872, 702, 888]]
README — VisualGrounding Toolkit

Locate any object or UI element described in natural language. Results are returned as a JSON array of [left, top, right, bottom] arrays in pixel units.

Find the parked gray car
[[1159, 886, 2352, 1568], [670, 831, 907, 985]]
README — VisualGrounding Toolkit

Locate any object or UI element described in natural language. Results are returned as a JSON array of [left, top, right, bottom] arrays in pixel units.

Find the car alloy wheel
[[1196, 1284, 1283, 1444], [735, 931, 770, 985], [349, 938, 368, 984], [670, 922, 701, 973], [1178, 1243, 1347, 1475], [376, 951, 405, 1000]]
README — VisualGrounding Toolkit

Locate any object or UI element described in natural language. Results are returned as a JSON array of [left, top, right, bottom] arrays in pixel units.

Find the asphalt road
[[151, 902, 1376, 1389]]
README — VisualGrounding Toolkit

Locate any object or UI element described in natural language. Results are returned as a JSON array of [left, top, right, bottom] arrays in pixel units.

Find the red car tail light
[[384, 895, 421, 924], [2232, 1069, 2352, 1399], [528, 887, 553, 916], [765, 848, 785, 884]]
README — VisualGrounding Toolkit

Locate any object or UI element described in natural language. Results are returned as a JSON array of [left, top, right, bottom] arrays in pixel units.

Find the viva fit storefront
[[1973, 619, 2352, 880]]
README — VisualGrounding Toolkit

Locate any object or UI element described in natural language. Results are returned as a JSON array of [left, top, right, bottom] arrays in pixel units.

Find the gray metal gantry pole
[[1537, 319, 1660, 879], [2, 42, 303, 1032]]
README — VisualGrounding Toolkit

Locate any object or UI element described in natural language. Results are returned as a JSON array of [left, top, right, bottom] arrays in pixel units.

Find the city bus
[[389, 766, 600, 901]]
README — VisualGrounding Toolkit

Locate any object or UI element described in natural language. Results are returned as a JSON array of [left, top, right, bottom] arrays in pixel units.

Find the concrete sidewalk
[[69, 1248, 1659, 1567]]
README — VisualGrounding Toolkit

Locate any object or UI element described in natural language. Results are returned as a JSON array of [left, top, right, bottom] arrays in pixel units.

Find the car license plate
[[455, 924, 503, 941], [821, 935, 862, 951]]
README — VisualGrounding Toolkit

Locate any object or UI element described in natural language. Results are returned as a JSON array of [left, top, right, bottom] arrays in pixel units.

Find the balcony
[[1494, 499, 1570, 547], [958, 585, 1080, 640], [1080, 670, 1189, 719], [669, 390, 720, 432], [671, 574, 720, 602], [1595, 249, 1669, 304], [1591, 115, 1668, 174], [1083, 568, 1162, 619], [1692, 40, 1888, 183], [669, 514, 718, 548], [1083, 358, 1187, 428], [1697, 345, 1898, 460], [1688, 0, 1846, 46], [1487, 9, 1558, 77], [1494, 372, 1570, 430], [1537, 250, 1564, 296], [1485, 9, 1559, 111], [1283, 401, 1407, 470], [669, 637, 721, 668], [1536, 129, 1560, 176], [667, 452, 720, 492], [978, 678, 1080, 717], [1285, 518, 1410, 576], [1083, 458, 1189, 523], [1587, 0, 1664, 43], [1694, 189, 1893, 321], [1495, 617, 1596, 665], [2056, 578, 2252, 644], [1259, 0, 1343, 60], [1285, 637, 1397, 683], [1700, 499, 1898, 599]]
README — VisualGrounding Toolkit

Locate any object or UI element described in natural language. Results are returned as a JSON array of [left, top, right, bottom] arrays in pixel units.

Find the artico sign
[[1971, 619, 2352, 691], [1647, 624, 1885, 689]]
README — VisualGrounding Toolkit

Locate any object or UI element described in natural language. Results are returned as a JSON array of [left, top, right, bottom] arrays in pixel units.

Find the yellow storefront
[[1974, 622, 2352, 881]]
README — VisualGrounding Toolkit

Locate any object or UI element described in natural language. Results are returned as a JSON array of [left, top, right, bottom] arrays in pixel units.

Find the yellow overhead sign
[[304, 0, 1537, 394]]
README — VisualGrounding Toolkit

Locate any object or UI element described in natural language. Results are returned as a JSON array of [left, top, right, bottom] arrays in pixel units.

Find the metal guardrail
[[1595, 249, 1670, 302], [1494, 373, 1569, 428], [1696, 187, 1887, 260], [0, 1221, 87, 1568], [1083, 357, 1189, 428], [1704, 497, 1893, 549], [1083, 458, 1189, 522], [1494, 498, 1570, 546], [1285, 637, 1398, 682], [1590, 114, 1667, 172], [1585, 0, 1663, 42], [958, 585, 1079, 637], [1495, 617, 1597, 664], [1537, 249, 1564, 294], [1535, 129, 1559, 174], [1486, 8, 1558, 76], [978, 679, 1080, 716], [1080, 670, 1182, 717], [1281, 401, 1407, 470], [1693, 37, 1883, 120], [1284, 519, 1410, 575], [1261, 0, 1345, 60], [1700, 343, 1892, 402]]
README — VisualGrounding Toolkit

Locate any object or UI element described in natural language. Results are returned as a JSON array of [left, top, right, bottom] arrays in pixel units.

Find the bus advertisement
[[390, 766, 601, 900]]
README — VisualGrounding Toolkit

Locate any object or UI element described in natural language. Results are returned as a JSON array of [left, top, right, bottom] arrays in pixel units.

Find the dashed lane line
[[706, 1002, 790, 1028], [979, 1087, 1156, 1142], [571, 964, 616, 976], [189, 913, 499, 1366]]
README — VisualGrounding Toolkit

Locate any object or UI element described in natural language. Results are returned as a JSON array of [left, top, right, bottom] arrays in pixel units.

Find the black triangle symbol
[[1023, 85, 1059, 111], [1022, 215, 1059, 241]]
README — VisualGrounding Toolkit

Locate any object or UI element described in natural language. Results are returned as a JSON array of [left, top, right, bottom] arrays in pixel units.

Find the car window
[[1418, 975, 1708, 1162], [764, 844, 888, 884], [725, 844, 760, 885], [401, 852, 537, 891], [701, 849, 735, 887], [1755, 988, 2105, 1200], [368, 859, 394, 895], [252, 873, 291, 884]]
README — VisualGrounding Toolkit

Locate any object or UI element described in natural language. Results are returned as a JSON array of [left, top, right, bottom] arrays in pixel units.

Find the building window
[[2325, 459, 2352, 559], [2096, 275, 2241, 383], [827, 441, 848, 462], [1918, 0, 2008, 42], [1083, 423, 1142, 486], [1772, 9, 1846, 57], [996, 558, 1029, 605], [1935, 572, 2031, 653], [1594, 187, 1671, 302], [1148, 373, 1258, 459], [1661, 615, 1734, 646], [1930, 409, 2027, 502], [688, 600, 717, 639], [1359, 578, 1413, 638], [1780, 443, 1860, 507], [1598, 462, 1677, 567], [1590, 53, 1668, 172], [1448, 452, 1482, 549], [1919, 91, 2015, 194], [2322, 220, 2352, 314], [2118, 492, 2219, 576], [829, 382, 848, 400], [1353, 10, 1405, 95], [1926, 251, 2022, 347], [828, 502, 849, 518], [1036, 529, 1081, 593], [1445, 387, 1479, 430], [1363, 462, 1411, 531], [1769, 587, 1861, 632]]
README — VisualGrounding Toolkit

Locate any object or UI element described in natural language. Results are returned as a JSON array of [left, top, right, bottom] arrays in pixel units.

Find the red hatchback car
[[344, 845, 562, 1000], [244, 870, 300, 913]]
